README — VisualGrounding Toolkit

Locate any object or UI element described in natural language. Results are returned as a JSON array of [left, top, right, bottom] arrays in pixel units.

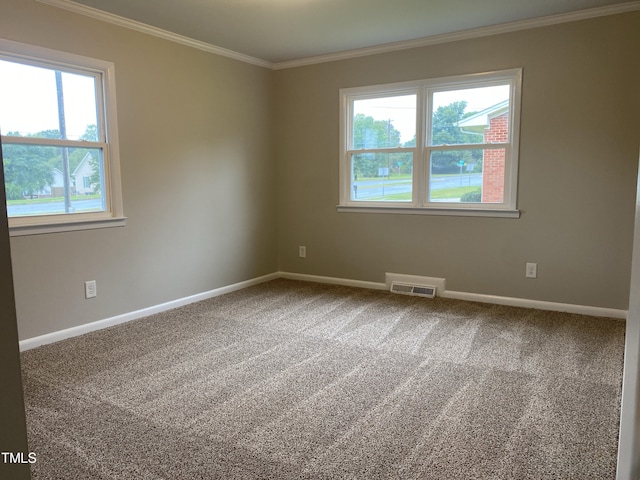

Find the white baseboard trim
[[440, 290, 627, 320], [19, 272, 280, 351], [279, 272, 388, 291], [20, 270, 627, 351], [280, 272, 628, 320]]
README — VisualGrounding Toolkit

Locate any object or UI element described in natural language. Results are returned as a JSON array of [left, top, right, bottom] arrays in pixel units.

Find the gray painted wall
[[4, 2, 637, 339], [275, 12, 640, 311], [2, 0, 278, 340]]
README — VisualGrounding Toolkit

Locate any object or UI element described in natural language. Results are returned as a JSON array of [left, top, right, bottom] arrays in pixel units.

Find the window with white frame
[[0, 39, 124, 235], [339, 69, 522, 217]]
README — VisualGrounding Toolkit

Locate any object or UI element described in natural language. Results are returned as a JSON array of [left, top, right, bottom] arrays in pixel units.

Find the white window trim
[[0, 38, 125, 236], [338, 68, 522, 217]]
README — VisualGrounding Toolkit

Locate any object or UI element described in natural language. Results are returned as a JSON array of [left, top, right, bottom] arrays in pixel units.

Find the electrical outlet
[[525, 263, 537, 279], [299, 246, 306, 258], [85, 280, 97, 299]]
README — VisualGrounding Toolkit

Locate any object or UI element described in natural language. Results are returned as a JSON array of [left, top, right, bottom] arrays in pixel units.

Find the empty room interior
[[1, 0, 640, 478]]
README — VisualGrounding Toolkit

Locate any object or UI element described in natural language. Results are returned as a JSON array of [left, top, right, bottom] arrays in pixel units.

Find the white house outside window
[[339, 69, 522, 217], [0, 39, 125, 235]]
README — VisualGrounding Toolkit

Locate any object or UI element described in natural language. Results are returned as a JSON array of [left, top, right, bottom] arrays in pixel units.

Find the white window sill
[[336, 205, 520, 218], [9, 216, 127, 236]]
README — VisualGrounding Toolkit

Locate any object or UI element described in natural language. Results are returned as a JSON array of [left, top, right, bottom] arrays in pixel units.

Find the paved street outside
[[7, 198, 104, 217], [352, 173, 481, 200]]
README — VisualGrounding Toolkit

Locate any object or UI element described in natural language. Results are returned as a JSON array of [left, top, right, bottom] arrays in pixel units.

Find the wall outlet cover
[[85, 280, 97, 299]]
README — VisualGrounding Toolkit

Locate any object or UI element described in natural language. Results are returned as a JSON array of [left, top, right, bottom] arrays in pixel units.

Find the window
[[0, 39, 124, 235], [339, 69, 522, 217]]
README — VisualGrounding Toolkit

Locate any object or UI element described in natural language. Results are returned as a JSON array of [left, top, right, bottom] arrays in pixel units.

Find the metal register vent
[[390, 281, 436, 298]]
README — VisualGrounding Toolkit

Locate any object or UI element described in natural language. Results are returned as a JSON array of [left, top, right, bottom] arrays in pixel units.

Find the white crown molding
[[36, 0, 640, 71], [273, 1, 640, 69], [35, 0, 274, 69]]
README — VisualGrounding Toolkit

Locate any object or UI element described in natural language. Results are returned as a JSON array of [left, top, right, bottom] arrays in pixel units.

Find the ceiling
[[45, 0, 638, 66]]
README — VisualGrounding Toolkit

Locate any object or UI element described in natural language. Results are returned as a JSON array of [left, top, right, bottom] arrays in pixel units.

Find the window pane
[[431, 85, 510, 146], [352, 94, 416, 149], [3, 144, 105, 217], [0, 60, 99, 141], [429, 148, 506, 204], [351, 152, 412, 201]]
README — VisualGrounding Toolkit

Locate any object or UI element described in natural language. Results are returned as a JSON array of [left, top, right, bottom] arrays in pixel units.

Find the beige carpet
[[21, 279, 625, 479]]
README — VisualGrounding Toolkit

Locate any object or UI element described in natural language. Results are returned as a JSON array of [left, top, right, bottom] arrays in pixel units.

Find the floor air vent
[[390, 282, 436, 298]]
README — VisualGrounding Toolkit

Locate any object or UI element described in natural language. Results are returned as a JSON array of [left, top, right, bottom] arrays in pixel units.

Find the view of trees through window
[[0, 59, 106, 217], [350, 84, 510, 203], [2, 128, 104, 216], [351, 94, 415, 202]]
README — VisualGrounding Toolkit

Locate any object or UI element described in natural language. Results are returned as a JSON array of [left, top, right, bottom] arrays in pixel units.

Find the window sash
[[339, 69, 521, 213], [1, 135, 106, 150], [0, 39, 124, 235]]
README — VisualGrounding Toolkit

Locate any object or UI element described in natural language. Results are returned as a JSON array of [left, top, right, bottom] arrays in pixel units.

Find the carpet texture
[[21, 279, 625, 479]]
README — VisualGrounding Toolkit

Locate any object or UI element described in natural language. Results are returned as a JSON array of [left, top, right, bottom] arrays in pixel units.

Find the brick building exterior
[[457, 100, 509, 203], [481, 112, 508, 203]]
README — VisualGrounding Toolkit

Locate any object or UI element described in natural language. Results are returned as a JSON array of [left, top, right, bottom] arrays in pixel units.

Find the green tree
[[3, 137, 56, 199], [80, 124, 98, 142], [2, 124, 99, 199], [353, 114, 404, 178], [88, 152, 102, 194], [353, 114, 401, 149], [66, 149, 87, 174], [79, 125, 101, 194], [431, 101, 483, 173], [35, 129, 62, 140], [65, 124, 99, 173]]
